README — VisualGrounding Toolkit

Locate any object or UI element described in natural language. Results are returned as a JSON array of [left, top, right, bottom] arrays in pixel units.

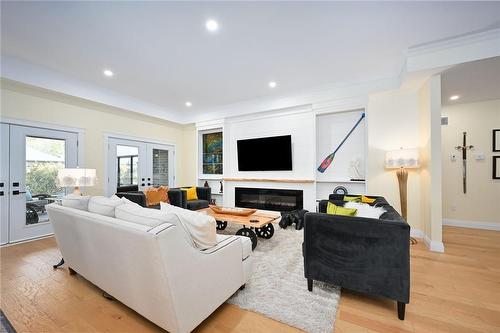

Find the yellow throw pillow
[[344, 195, 361, 202], [361, 195, 376, 204], [182, 187, 198, 201], [326, 202, 357, 216]]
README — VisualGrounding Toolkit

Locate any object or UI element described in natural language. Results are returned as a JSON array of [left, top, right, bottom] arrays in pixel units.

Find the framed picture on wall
[[493, 156, 500, 180], [493, 129, 500, 152]]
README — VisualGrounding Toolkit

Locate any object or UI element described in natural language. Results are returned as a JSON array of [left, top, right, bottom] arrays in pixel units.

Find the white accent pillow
[[62, 194, 90, 211], [160, 202, 217, 250], [115, 203, 195, 247], [344, 201, 386, 219], [88, 196, 125, 217]]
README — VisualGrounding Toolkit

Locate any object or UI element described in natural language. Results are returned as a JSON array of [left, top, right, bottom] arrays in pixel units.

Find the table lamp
[[57, 168, 97, 195], [385, 148, 420, 222]]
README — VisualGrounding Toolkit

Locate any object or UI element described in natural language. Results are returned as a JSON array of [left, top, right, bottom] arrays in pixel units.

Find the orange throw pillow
[[158, 186, 169, 204], [144, 186, 169, 207]]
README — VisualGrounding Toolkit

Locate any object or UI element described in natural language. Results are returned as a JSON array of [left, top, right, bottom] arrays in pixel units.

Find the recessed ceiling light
[[450, 95, 460, 101], [205, 19, 219, 32], [185, 101, 192, 107], [268, 81, 277, 88], [103, 69, 114, 77]]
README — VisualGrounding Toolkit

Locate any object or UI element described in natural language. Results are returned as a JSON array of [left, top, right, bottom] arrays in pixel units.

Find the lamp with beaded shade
[[385, 148, 420, 223], [57, 168, 97, 195]]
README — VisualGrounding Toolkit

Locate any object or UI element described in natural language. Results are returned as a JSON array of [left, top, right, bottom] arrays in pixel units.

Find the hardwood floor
[[1, 226, 499, 333]]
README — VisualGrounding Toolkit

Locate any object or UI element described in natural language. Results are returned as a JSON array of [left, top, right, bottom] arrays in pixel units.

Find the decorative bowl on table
[[209, 205, 257, 216]]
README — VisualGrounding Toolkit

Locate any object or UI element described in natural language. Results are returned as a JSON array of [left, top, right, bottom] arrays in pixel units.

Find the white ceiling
[[2, 2, 500, 123], [442, 56, 500, 106]]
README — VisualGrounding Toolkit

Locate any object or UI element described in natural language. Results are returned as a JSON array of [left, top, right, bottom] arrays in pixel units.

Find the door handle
[[147, 183, 151, 186], [13, 190, 26, 195], [0, 182, 4, 187], [12, 182, 19, 187], [0, 191, 4, 196], [141, 183, 145, 187]]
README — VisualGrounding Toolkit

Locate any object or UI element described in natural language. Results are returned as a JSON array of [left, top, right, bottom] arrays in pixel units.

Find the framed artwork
[[493, 129, 500, 152], [202, 131, 223, 174], [493, 156, 500, 180]]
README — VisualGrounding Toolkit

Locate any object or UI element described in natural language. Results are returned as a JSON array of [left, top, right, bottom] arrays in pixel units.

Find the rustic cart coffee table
[[198, 207, 280, 250]]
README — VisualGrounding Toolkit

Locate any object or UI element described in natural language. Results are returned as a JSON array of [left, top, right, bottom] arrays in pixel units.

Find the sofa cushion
[[160, 202, 217, 250], [239, 236, 252, 260], [203, 234, 252, 260], [186, 199, 209, 210], [115, 203, 171, 227], [116, 203, 195, 246], [345, 201, 386, 219], [62, 194, 91, 211], [88, 196, 125, 217]]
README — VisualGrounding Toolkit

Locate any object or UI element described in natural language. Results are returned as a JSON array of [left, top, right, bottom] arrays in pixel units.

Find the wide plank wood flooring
[[1, 226, 499, 332]]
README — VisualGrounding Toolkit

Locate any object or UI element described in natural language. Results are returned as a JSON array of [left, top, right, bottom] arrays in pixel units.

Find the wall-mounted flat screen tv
[[237, 135, 292, 171]]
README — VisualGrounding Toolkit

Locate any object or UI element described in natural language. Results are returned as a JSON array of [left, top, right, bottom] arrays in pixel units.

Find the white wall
[[223, 105, 317, 211], [418, 76, 444, 252], [225, 105, 315, 180], [0, 80, 197, 195], [366, 89, 422, 233], [441, 99, 500, 228]]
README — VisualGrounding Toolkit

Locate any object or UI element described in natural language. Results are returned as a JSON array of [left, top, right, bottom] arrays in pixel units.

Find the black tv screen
[[237, 135, 292, 171]]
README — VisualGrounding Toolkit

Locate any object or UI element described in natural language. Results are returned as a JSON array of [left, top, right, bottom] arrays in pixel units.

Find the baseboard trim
[[410, 228, 424, 239], [443, 219, 500, 231], [423, 234, 445, 253]]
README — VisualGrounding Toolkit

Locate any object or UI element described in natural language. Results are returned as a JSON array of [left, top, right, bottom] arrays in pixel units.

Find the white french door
[[1, 124, 78, 244], [107, 137, 175, 196], [0, 124, 10, 245]]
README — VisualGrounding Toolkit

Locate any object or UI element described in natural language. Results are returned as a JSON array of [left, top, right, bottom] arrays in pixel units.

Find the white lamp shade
[[57, 168, 97, 187], [385, 148, 420, 169]]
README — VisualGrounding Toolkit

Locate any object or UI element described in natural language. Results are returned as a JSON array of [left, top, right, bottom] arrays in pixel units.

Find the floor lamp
[[385, 148, 420, 244]]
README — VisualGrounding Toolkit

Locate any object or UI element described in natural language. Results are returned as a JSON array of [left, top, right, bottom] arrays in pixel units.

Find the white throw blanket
[[160, 202, 217, 250]]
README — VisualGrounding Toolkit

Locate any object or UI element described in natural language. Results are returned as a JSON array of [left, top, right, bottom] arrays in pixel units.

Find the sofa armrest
[[167, 189, 185, 208], [196, 187, 211, 203], [303, 212, 410, 303], [115, 192, 147, 207]]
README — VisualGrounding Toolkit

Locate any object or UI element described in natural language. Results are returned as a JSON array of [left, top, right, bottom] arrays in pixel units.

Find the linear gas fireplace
[[235, 187, 303, 212]]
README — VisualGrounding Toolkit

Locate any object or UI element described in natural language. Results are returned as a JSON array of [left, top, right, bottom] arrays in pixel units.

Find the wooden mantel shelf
[[222, 178, 315, 183]]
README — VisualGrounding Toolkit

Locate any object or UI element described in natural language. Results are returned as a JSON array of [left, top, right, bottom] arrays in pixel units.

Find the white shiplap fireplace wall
[[224, 105, 316, 211], [196, 105, 317, 212]]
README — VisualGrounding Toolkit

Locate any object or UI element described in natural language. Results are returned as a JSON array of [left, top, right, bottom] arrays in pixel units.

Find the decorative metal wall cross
[[455, 132, 474, 194]]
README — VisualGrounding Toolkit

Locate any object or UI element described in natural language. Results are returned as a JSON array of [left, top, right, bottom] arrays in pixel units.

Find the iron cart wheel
[[216, 221, 227, 230], [235, 227, 258, 250], [255, 223, 274, 239]]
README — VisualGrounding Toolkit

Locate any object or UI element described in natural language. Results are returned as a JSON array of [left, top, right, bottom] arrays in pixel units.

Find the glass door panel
[[117, 145, 139, 189], [148, 143, 175, 187], [107, 138, 147, 195], [152, 148, 169, 186], [25, 136, 66, 225], [9, 125, 78, 243]]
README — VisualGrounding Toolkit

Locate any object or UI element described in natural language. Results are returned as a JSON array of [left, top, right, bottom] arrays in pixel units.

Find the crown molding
[[1, 56, 185, 124], [407, 28, 500, 57], [405, 28, 500, 72]]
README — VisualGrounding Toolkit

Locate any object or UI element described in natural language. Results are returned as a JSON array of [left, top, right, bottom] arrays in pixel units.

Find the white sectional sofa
[[47, 199, 253, 333]]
